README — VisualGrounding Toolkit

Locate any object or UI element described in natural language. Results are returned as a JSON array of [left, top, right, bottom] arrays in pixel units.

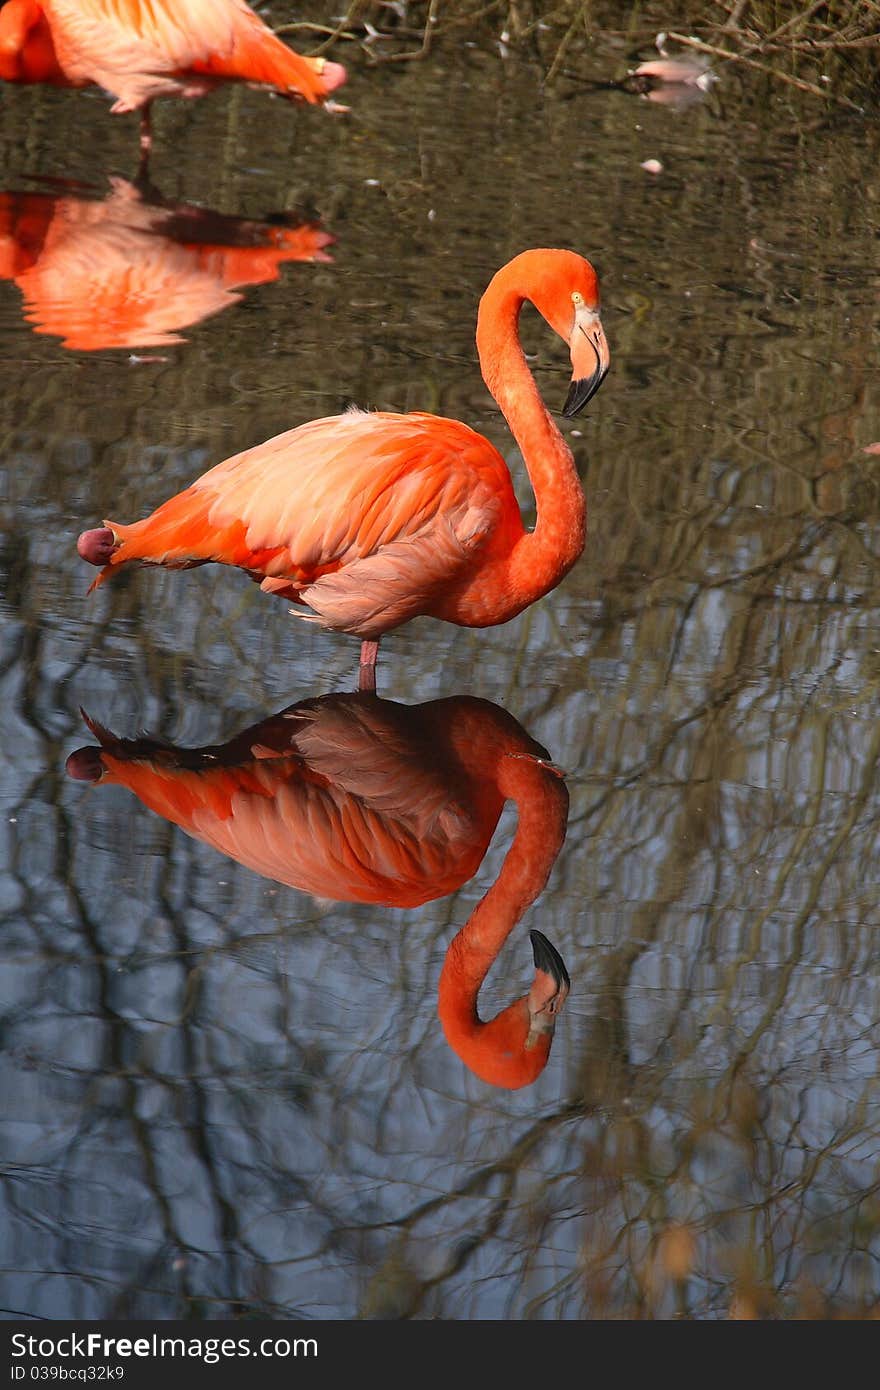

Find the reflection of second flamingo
[[0, 174, 333, 351], [67, 690, 571, 1090]]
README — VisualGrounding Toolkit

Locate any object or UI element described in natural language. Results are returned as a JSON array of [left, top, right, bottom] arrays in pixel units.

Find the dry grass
[[274, 0, 880, 105]]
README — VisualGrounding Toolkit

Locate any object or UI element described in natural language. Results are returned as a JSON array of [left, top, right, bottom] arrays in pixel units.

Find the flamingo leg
[[137, 105, 153, 177], [358, 640, 379, 693], [139, 106, 153, 152]]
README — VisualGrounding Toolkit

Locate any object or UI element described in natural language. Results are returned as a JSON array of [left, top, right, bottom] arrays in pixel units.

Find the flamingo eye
[[571, 291, 584, 306]]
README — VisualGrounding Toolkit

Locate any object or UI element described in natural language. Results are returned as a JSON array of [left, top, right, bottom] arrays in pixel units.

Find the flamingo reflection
[[0, 176, 333, 350], [67, 691, 570, 1089]]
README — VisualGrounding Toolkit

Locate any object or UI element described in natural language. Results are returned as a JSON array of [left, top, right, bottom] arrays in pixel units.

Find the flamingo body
[[67, 692, 571, 1088], [0, 0, 345, 111], [77, 249, 610, 676], [88, 409, 524, 636]]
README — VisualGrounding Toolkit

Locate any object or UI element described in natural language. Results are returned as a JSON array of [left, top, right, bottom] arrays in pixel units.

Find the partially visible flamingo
[[67, 691, 572, 1089], [0, 0, 347, 159], [76, 247, 610, 689], [0, 175, 333, 350], [629, 33, 716, 107]]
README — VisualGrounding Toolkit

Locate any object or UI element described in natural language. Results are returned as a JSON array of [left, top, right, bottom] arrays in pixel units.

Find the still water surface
[[1, 36, 879, 1319]]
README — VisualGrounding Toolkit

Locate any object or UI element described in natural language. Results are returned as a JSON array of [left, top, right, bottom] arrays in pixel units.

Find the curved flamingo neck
[[437, 752, 569, 1088], [474, 268, 586, 608]]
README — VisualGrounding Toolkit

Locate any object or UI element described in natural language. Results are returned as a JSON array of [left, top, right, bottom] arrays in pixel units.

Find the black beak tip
[[529, 929, 571, 989], [562, 366, 608, 419]]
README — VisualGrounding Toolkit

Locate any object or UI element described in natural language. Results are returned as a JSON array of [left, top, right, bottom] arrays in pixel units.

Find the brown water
[[1, 37, 879, 1321]]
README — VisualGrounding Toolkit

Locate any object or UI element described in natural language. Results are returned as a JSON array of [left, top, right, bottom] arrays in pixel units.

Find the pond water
[[1, 30, 879, 1321]]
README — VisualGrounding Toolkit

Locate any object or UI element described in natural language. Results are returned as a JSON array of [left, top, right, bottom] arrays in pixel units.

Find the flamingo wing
[[97, 409, 520, 639], [41, 0, 338, 106]]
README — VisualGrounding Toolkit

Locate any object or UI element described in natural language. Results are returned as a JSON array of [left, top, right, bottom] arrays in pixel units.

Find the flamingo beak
[[563, 305, 610, 417], [525, 929, 571, 1047]]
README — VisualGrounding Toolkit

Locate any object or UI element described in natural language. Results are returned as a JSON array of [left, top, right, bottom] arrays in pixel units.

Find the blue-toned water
[[1, 30, 879, 1319]]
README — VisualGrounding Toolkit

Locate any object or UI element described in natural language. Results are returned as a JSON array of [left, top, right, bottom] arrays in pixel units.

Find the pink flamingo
[[76, 248, 610, 690]]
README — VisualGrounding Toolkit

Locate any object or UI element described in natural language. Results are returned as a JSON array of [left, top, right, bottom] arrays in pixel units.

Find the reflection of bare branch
[[3, 71, 880, 1317]]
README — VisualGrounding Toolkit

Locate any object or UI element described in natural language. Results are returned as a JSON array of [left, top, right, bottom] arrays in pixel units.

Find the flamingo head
[[65, 746, 106, 782], [479, 248, 610, 416], [439, 928, 571, 1089], [525, 929, 571, 1045], [562, 287, 611, 417], [503, 248, 611, 417]]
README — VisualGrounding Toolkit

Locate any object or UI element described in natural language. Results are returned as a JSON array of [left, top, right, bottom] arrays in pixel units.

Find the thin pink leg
[[137, 105, 153, 180], [358, 640, 379, 693], [139, 106, 152, 154]]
